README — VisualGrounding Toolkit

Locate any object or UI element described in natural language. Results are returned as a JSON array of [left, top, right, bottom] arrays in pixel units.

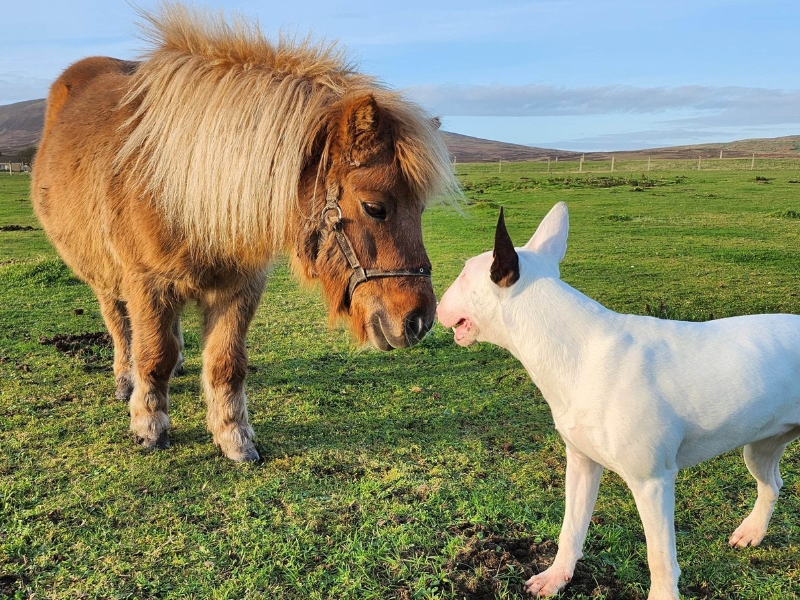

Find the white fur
[[437, 202, 800, 599]]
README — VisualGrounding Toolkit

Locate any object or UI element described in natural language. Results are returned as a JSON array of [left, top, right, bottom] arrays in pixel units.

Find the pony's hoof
[[219, 442, 260, 462], [135, 431, 170, 450], [115, 375, 134, 401], [213, 424, 258, 462], [115, 383, 134, 401], [172, 358, 185, 377]]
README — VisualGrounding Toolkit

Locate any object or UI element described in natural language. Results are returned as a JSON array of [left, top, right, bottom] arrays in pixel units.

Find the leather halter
[[320, 182, 432, 306]]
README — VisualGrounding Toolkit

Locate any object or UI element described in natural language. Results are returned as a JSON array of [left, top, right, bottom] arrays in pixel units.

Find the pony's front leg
[[125, 280, 183, 450], [629, 472, 681, 600], [200, 277, 264, 462]]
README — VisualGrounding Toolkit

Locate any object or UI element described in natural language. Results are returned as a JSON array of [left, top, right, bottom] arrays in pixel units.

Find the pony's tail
[[43, 57, 140, 134]]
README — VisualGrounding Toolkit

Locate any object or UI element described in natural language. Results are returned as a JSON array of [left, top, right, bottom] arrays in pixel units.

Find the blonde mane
[[115, 2, 457, 255]]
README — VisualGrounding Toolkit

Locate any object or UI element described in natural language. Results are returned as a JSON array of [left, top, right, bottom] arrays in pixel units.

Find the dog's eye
[[361, 202, 387, 221]]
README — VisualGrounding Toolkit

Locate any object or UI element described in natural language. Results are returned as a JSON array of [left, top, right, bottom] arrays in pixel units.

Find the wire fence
[[457, 156, 800, 176]]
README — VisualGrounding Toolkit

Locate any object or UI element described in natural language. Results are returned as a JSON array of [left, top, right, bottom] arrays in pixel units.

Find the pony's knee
[[203, 350, 248, 390], [136, 334, 181, 383]]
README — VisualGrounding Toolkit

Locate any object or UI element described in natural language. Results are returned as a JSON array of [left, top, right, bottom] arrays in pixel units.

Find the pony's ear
[[341, 94, 389, 166], [430, 116, 442, 130], [523, 202, 568, 263], [490, 207, 520, 287]]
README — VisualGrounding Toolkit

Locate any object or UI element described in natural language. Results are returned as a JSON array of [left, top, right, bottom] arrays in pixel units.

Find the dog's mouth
[[452, 317, 474, 346]]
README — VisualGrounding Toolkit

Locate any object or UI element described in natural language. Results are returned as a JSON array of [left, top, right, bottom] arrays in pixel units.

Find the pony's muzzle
[[403, 309, 433, 347], [367, 306, 433, 350]]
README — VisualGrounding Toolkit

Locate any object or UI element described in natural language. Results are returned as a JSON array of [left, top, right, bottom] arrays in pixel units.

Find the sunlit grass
[[1, 169, 798, 599]]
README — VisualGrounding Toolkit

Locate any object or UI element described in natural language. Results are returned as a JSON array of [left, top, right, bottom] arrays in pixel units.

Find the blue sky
[[2, 0, 799, 150]]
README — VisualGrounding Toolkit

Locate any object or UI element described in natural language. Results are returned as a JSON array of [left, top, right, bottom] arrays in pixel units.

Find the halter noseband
[[320, 182, 432, 305]]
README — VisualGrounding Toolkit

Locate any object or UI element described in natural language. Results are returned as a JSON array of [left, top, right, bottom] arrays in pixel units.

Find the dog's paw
[[523, 566, 572, 597], [729, 517, 767, 548]]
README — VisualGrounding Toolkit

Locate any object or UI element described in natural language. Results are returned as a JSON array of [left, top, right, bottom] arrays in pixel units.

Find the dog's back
[[585, 312, 800, 468]]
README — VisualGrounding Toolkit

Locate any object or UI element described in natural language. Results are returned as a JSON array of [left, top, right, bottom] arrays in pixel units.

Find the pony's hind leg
[[200, 275, 265, 462], [126, 279, 183, 450], [172, 314, 185, 377], [729, 427, 800, 547], [97, 294, 133, 401]]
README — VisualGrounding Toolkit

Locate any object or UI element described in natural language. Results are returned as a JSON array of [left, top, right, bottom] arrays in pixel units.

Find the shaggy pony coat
[[33, 3, 457, 460]]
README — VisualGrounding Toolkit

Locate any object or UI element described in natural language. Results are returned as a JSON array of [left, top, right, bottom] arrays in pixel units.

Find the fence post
[[647, 156, 651, 172], [751, 153, 755, 170], [610, 155, 615, 173], [719, 150, 723, 159], [698, 154, 701, 171], [499, 158, 502, 173], [579, 154, 584, 173], [547, 157, 551, 173]]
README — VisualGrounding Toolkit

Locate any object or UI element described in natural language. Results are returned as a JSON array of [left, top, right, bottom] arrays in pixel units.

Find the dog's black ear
[[490, 207, 520, 287]]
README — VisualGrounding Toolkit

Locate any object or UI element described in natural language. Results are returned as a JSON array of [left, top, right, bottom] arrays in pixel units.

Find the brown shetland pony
[[32, 3, 457, 461]]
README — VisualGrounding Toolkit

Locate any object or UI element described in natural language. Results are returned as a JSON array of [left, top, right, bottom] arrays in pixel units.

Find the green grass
[[1, 169, 799, 599]]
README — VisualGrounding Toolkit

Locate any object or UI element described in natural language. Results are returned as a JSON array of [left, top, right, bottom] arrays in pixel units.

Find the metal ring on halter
[[321, 205, 342, 222]]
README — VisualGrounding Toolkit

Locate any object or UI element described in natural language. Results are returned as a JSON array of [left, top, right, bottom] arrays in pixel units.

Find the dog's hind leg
[[729, 428, 799, 548], [629, 472, 680, 600], [523, 445, 603, 597], [97, 293, 133, 401]]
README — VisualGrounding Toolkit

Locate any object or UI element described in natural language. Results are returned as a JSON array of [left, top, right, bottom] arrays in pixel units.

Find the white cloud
[[408, 83, 800, 124], [411, 84, 800, 150]]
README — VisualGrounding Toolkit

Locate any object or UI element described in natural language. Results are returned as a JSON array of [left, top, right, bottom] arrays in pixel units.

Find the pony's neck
[[504, 277, 616, 415]]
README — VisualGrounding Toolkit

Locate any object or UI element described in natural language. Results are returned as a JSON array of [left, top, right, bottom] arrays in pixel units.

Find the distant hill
[[441, 131, 581, 162], [1, 97, 798, 161], [0, 99, 45, 154], [579, 136, 800, 160], [442, 131, 800, 161]]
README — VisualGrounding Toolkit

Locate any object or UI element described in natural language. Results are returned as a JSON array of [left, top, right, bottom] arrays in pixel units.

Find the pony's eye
[[361, 202, 387, 221]]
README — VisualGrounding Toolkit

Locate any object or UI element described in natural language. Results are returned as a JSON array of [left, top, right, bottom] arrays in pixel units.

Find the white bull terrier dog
[[437, 203, 800, 599]]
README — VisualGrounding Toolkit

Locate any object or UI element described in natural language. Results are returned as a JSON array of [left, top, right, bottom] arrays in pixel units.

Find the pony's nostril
[[404, 310, 432, 345]]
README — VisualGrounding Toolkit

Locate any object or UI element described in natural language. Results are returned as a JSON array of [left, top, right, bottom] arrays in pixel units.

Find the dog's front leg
[[629, 472, 680, 600], [524, 445, 603, 597]]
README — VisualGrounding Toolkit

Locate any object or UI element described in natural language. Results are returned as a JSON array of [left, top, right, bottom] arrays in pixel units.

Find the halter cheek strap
[[321, 182, 432, 304]]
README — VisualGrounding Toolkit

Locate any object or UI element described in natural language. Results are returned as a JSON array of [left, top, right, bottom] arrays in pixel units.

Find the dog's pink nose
[[435, 300, 452, 327]]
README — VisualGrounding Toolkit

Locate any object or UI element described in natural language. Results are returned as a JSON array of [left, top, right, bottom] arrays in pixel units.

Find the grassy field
[[1, 167, 799, 599]]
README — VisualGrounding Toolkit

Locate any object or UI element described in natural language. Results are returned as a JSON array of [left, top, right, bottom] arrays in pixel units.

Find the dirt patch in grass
[[40, 331, 111, 354], [0, 224, 39, 231], [772, 209, 800, 219], [445, 524, 637, 599], [40, 331, 113, 371], [0, 573, 26, 596]]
